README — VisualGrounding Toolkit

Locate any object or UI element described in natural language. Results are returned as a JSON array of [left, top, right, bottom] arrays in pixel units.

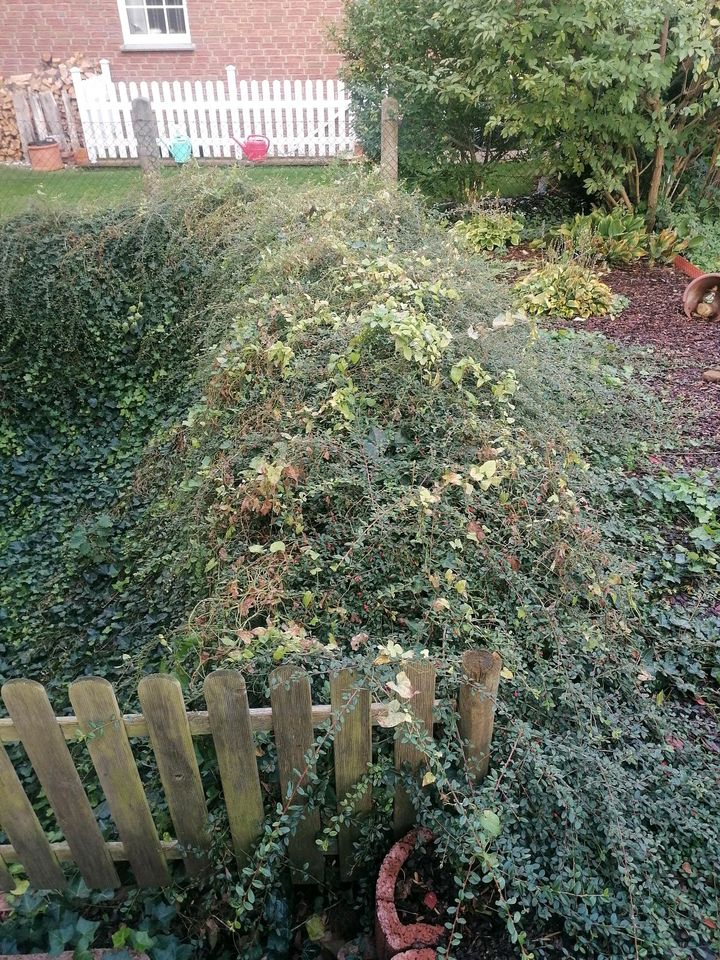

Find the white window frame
[[116, 0, 193, 50]]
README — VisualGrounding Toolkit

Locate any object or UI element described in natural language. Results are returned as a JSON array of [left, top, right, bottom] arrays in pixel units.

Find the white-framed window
[[117, 0, 192, 48]]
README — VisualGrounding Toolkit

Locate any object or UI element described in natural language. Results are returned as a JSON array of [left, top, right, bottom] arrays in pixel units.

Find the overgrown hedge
[[0, 170, 718, 960]]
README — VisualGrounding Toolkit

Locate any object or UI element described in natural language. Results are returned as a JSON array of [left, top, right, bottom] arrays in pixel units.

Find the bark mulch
[[577, 264, 720, 467]]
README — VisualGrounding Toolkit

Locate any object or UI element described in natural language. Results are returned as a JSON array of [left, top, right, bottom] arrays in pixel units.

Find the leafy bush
[[558, 208, 698, 266], [453, 209, 524, 250], [672, 203, 720, 271], [403, 158, 540, 204], [340, 0, 720, 224], [513, 261, 616, 318], [1, 171, 718, 960], [558, 208, 648, 265]]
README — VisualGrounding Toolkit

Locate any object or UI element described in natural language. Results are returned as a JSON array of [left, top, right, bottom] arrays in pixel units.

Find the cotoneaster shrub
[[0, 170, 717, 960]]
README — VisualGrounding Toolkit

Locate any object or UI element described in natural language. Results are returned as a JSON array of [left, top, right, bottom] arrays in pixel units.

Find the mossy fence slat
[[0, 651, 501, 891], [68, 677, 170, 887]]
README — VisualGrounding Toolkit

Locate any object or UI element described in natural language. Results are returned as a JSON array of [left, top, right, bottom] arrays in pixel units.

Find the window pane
[[165, 0, 183, 6], [125, 0, 144, 5], [147, 7, 168, 32], [166, 7, 186, 32], [126, 5, 148, 33]]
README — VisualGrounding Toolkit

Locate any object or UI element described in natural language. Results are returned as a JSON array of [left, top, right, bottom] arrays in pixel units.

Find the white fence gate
[[70, 60, 355, 163]]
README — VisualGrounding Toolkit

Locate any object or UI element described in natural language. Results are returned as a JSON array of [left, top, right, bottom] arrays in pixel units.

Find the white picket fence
[[70, 60, 355, 163]]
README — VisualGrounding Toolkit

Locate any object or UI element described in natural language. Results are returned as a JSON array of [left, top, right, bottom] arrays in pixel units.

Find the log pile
[[0, 84, 21, 162], [0, 54, 100, 163]]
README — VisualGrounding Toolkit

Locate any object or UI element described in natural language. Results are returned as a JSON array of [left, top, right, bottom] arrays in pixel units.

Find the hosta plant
[[646, 227, 699, 265], [558, 208, 647, 265], [453, 210, 524, 251], [513, 262, 615, 319]]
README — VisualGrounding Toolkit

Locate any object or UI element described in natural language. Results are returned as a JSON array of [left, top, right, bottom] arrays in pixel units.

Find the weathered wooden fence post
[[380, 95, 399, 185], [131, 96, 159, 175], [458, 650, 502, 780]]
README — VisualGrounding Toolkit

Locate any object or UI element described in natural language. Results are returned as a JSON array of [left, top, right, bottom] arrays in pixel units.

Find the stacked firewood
[[0, 84, 21, 162], [0, 53, 99, 162]]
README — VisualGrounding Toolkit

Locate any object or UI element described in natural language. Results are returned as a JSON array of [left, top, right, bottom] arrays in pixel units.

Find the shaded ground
[[395, 845, 563, 959]]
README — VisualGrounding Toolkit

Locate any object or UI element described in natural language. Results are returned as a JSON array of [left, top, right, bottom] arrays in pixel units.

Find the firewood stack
[[0, 53, 100, 163], [0, 85, 21, 162]]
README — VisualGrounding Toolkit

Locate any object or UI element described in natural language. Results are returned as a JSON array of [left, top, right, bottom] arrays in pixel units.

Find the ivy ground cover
[[0, 170, 718, 959]]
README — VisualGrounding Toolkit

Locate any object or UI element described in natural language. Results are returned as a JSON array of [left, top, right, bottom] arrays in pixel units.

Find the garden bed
[[579, 264, 720, 466]]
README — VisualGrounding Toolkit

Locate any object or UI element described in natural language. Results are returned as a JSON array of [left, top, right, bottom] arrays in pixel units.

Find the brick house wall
[[0, 0, 345, 80]]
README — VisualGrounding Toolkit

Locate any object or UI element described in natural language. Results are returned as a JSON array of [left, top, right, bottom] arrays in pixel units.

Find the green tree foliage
[[340, 0, 720, 222], [336, 0, 490, 172]]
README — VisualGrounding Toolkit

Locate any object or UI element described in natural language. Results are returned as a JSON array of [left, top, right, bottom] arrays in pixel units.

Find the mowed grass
[[0, 163, 335, 220]]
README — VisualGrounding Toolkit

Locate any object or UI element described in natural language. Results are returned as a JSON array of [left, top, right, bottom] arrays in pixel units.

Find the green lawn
[[0, 163, 333, 220]]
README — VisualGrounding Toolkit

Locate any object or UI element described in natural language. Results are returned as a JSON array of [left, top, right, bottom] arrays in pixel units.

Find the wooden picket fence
[[0, 651, 501, 893], [70, 59, 355, 163]]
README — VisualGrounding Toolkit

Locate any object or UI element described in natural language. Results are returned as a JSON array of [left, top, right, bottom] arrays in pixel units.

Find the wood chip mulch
[[578, 264, 720, 467]]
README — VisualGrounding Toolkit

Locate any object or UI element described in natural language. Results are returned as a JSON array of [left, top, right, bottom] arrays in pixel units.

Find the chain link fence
[[0, 119, 342, 222]]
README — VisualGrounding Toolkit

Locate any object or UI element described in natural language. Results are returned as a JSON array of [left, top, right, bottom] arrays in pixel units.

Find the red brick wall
[[0, 0, 345, 80]]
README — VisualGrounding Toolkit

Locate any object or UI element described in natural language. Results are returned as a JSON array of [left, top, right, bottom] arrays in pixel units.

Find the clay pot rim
[[375, 829, 444, 959], [682, 272, 720, 319], [28, 139, 60, 148]]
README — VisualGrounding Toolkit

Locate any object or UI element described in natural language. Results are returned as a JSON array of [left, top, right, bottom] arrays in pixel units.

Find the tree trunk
[[646, 17, 670, 230], [646, 143, 665, 230]]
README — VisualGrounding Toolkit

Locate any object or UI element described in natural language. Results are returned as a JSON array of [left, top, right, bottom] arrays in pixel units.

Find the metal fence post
[[380, 95, 399, 185]]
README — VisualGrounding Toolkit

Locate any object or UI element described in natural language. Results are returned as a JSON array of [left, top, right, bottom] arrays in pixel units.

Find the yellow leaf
[[387, 670, 414, 700], [377, 699, 413, 728], [11, 878, 29, 898], [422, 770, 436, 787], [500, 667, 514, 680]]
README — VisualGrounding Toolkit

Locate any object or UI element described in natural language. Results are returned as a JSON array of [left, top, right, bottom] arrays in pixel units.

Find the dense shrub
[[1, 171, 718, 960], [339, 0, 720, 225]]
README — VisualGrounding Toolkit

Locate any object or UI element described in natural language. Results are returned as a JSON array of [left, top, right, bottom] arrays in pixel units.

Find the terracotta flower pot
[[27, 139, 63, 171], [375, 829, 443, 960]]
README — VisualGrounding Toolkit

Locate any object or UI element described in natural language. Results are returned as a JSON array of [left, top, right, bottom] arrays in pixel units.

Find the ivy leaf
[[479, 809, 502, 838], [305, 915, 326, 942]]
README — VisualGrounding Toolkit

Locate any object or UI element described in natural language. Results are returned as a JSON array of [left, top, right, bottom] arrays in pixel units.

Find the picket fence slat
[[0, 741, 66, 890], [330, 669, 372, 880], [269, 665, 324, 882], [204, 671, 264, 869], [393, 663, 436, 837], [0, 650, 500, 892], [459, 650, 502, 781], [68, 677, 170, 887], [138, 675, 210, 876], [72, 60, 354, 162], [1, 680, 120, 889]]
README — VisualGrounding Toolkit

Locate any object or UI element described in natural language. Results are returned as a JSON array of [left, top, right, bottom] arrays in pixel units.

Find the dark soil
[[395, 843, 562, 959], [584, 265, 720, 465]]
